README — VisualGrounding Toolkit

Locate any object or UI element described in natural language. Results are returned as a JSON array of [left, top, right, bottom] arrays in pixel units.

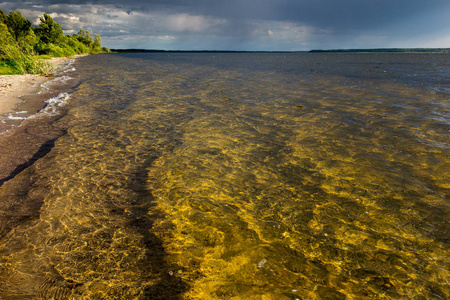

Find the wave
[[37, 92, 71, 117]]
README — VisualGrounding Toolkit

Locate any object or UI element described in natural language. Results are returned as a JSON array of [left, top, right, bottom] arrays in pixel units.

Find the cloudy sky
[[1, 0, 449, 51]]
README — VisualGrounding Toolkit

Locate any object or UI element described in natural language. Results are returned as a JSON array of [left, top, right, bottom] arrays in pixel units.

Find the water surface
[[0, 53, 449, 299]]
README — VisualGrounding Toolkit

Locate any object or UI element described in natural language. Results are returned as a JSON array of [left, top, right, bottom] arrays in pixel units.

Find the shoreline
[[0, 55, 84, 185], [0, 57, 74, 115], [0, 55, 86, 242]]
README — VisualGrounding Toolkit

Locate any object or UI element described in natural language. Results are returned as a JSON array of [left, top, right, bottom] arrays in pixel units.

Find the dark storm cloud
[[12, 0, 449, 28], [1, 0, 449, 50]]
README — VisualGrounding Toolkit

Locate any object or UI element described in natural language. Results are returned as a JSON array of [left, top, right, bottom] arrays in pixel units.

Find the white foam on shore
[[6, 93, 70, 122], [63, 67, 76, 73], [38, 75, 73, 94], [38, 92, 70, 116], [60, 58, 76, 73], [7, 111, 28, 120]]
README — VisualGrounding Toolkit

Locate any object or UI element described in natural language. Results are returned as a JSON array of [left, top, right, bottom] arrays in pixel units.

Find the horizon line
[[109, 47, 450, 53]]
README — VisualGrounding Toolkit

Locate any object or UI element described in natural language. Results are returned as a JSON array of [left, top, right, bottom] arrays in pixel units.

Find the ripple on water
[[0, 53, 449, 299]]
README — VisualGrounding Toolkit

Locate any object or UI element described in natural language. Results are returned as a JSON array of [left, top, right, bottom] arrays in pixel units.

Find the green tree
[[6, 11, 31, 41], [92, 34, 102, 53], [3, 11, 37, 52], [0, 20, 13, 42], [0, 9, 7, 24], [35, 13, 63, 44], [76, 29, 93, 46], [0, 22, 17, 59], [64, 35, 89, 54]]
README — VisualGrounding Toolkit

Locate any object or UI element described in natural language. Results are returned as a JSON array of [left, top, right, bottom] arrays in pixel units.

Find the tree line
[[0, 9, 110, 74]]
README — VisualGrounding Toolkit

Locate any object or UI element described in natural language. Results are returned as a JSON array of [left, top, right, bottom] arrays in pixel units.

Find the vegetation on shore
[[0, 9, 110, 75]]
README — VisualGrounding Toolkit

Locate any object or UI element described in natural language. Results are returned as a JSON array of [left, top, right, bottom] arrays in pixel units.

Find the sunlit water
[[0, 53, 449, 299]]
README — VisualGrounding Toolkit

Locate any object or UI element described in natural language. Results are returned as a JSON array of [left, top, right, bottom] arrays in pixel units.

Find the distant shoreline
[[110, 49, 307, 53], [309, 48, 450, 53], [110, 48, 450, 54]]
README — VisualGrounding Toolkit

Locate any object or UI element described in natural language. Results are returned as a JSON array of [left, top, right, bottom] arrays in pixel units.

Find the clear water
[[0, 53, 449, 299]]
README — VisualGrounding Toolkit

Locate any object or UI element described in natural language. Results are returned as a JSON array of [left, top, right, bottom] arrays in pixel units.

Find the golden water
[[0, 53, 448, 299]]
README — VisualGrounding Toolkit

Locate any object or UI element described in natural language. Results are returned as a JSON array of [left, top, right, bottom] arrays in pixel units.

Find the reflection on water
[[0, 53, 449, 299]]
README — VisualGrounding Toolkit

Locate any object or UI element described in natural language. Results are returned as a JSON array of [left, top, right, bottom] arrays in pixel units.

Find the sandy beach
[[0, 57, 71, 114]]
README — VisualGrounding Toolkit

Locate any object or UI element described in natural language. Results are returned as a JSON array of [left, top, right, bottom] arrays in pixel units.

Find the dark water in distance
[[0, 53, 449, 299]]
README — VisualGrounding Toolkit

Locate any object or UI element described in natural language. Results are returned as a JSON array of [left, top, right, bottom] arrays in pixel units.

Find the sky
[[1, 0, 449, 51]]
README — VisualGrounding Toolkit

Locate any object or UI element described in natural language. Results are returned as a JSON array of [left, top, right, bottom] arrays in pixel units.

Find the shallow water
[[0, 53, 449, 299]]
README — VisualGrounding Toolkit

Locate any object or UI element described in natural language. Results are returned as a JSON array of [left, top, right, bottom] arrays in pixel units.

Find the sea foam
[[39, 92, 70, 116], [7, 93, 70, 121]]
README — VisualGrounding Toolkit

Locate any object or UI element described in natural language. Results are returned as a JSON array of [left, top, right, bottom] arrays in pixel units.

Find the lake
[[0, 52, 449, 299]]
